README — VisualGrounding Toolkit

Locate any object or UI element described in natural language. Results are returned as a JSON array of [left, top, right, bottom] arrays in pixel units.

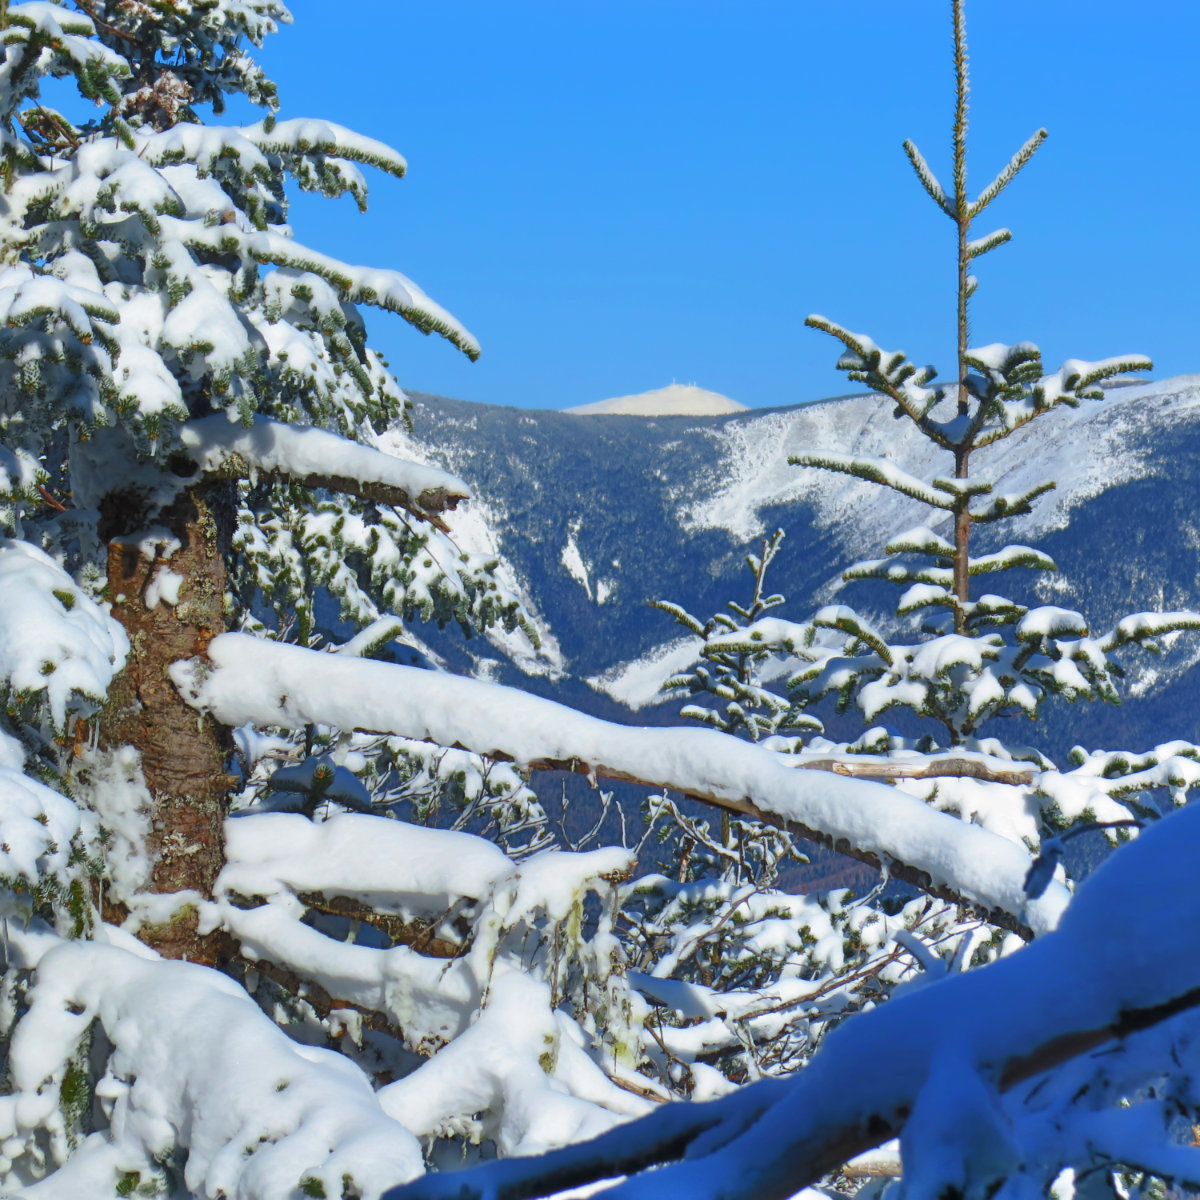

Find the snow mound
[[565, 383, 747, 416]]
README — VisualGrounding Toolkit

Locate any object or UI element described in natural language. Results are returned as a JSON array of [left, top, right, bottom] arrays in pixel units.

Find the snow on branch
[[0, 766, 93, 897], [0, 538, 129, 729], [0, 933, 426, 1198], [174, 635, 1070, 939], [790, 453, 956, 510], [965, 227, 1013, 260], [241, 116, 409, 179], [211, 813, 648, 1155], [178, 414, 471, 528], [969, 480, 1056, 524], [969, 128, 1048, 218], [383, 798, 1200, 1199], [246, 227, 481, 360], [901, 138, 953, 216], [219, 810, 511, 919], [1101, 609, 1200, 652]]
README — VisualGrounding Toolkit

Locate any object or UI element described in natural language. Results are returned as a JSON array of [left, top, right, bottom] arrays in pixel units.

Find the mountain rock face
[[386, 376, 1200, 762]]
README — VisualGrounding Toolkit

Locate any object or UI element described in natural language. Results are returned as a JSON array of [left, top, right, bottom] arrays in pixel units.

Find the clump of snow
[[144, 566, 184, 609], [0, 766, 91, 898], [220, 811, 511, 918], [0, 939, 425, 1197], [0, 539, 128, 729], [69, 745, 153, 902]]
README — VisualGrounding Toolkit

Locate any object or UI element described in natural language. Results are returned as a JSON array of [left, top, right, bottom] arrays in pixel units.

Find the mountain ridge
[[388, 376, 1200, 761]]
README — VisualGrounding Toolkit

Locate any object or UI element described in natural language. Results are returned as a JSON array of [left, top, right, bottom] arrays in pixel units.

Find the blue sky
[[258, 2, 1198, 411]]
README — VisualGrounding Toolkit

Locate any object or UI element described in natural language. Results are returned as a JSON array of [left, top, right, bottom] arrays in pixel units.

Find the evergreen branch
[[966, 545, 1057, 576], [1014, 606, 1090, 641], [177, 414, 470, 531], [970, 128, 1048, 219], [804, 315, 954, 446], [884, 526, 956, 559], [649, 599, 706, 638], [961, 342, 1044, 448], [897, 583, 958, 616], [812, 605, 893, 664], [703, 617, 815, 657], [902, 139, 953, 216], [963, 341, 1042, 378], [976, 354, 1152, 448], [1099, 611, 1200, 654], [969, 481, 1056, 524], [241, 117, 409, 180], [3, 8, 95, 36], [1040, 354, 1154, 402], [168, 220, 482, 361], [965, 227, 1012, 260], [791, 452, 956, 510], [844, 559, 952, 588], [803, 313, 878, 364], [931, 476, 992, 499]]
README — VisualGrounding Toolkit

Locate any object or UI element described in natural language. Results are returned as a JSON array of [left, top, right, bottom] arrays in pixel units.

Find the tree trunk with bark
[[100, 483, 235, 963]]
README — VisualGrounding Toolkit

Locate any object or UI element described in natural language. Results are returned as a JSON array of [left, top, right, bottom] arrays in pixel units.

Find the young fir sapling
[[627, 0, 1200, 1169], [716, 0, 1200, 853]]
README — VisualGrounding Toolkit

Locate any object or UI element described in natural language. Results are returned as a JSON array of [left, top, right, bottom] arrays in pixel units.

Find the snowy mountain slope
[[403, 377, 1200, 758], [685, 377, 1200, 559]]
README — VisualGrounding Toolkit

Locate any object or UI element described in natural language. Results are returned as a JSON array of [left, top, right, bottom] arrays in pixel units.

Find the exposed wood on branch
[[796, 756, 1037, 787], [242, 955, 406, 1046], [296, 891, 464, 959]]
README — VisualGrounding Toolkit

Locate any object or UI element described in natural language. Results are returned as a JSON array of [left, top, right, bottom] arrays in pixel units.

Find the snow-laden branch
[[0, 538, 128, 729], [791, 452, 957, 510], [239, 117, 410, 179], [173, 634, 1069, 939], [383, 798, 1200, 1200], [211, 812, 649, 1157], [0, 925, 425, 1200], [178, 414, 471, 528]]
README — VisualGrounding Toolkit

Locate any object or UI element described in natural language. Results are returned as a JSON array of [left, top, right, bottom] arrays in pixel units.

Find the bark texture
[[101, 484, 235, 963]]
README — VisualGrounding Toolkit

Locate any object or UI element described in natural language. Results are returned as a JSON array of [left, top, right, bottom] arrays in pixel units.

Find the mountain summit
[[564, 382, 747, 416]]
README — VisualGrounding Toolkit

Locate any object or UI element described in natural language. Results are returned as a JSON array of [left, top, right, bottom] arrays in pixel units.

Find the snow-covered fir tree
[[2, 3, 1200, 1200]]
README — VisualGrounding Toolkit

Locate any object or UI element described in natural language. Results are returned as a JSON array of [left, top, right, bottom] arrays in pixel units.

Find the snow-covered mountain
[[563, 382, 747, 416], [391, 376, 1200, 760]]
